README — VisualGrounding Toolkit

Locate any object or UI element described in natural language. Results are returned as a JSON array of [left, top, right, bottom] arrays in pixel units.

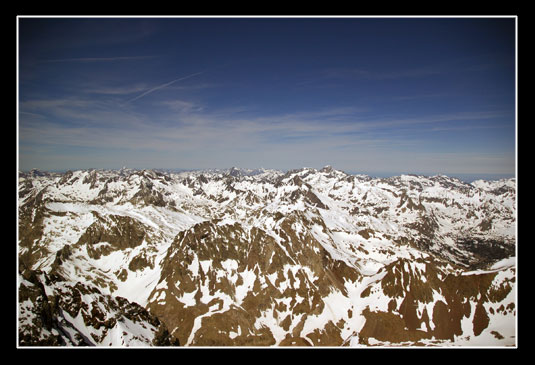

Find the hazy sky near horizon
[[18, 17, 516, 176]]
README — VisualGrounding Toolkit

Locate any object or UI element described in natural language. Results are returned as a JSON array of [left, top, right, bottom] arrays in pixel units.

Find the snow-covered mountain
[[17, 166, 516, 347]]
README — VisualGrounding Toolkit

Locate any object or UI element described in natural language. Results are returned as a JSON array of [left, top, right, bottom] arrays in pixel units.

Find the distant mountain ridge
[[18, 166, 516, 346], [20, 166, 514, 184]]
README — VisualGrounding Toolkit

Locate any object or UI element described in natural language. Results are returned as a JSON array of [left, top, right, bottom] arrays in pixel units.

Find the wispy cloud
[[298, 65, 443, 87], [20, 98, 96, 116], [19, 97, 148, 129], [41, 56, 155, 63], [159, 99, 204, 113], [323, 66, 442, 81], [83, 84, 149, 95], [20, 95, 507, 148], [391, 93, 449, 101], [18, 93, 512, 173], [19, 111, 46, 119], [429, 124, 508, 132], [365, 110, 507, 129]]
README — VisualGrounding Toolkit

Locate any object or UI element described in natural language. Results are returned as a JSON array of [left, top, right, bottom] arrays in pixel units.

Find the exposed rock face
[[75, 212, 147, 259], [18, 187, 51, 270], [18, 167, 516, 347], [18, 268, 179, 346], [147, 215, 359, 346], [357, 258, 515, 345]]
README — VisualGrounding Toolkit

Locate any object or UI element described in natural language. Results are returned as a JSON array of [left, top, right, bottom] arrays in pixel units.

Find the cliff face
[[18, 268, 178, 346]]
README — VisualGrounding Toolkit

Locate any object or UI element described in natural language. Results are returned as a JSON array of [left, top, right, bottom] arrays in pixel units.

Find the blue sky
[[18, 17, 516, 178]]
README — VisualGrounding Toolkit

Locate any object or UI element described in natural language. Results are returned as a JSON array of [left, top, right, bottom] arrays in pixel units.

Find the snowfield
[[18, 167, 516, 347]]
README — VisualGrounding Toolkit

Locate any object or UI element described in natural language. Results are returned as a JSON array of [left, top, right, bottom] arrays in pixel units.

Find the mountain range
[[17, 166, 516, 347]]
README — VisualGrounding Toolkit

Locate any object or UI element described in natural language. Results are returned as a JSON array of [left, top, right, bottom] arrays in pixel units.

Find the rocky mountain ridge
[[18, 166, 516, 346]]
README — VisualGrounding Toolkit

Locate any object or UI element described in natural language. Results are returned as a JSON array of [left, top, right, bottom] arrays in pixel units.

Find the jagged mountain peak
[[18, 167, 516, 347]]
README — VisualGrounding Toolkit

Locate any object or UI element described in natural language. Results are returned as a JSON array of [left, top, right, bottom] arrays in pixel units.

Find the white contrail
[[124, 71, 206, 104]]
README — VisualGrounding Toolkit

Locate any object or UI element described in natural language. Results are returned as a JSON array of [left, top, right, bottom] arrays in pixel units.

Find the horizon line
[[17, 166, 516, 182]]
